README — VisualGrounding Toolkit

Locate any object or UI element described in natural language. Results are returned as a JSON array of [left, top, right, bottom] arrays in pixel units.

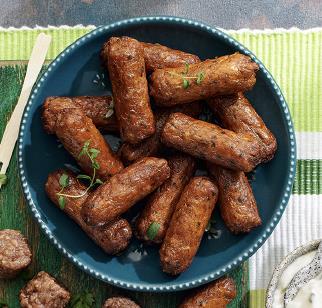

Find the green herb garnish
[[147, 222, 161, 240], [70, 291, 95, 308], [56, 141, 103, 206], [171, 62, 205, 89], [0, 174, 7, 186], [196, 72, 205, 84]]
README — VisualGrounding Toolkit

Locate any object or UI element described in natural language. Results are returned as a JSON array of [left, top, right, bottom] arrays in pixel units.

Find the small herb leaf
[[92, 161, 100, 170], [183, 63, 189, 74], [77, 174, 92, 181], [59, 174, 69, 188], [105, 109, 114, 118], [58, 196, 66, 209], [0, 174, 7, 186], [183, 79, 190, 89], [89, 148, 100, 159], [196, 72, 205, 84], [70, 291, 95, 308], [147, 222, 161, 240], [95, 178, 103, 185]]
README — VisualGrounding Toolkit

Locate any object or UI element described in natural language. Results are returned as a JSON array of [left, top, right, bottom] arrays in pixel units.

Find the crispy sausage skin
[[102, 36, 155, 144], [179, 277, 237, 308], [208, 93, 277, 162], [0, 230, 32, 279], [142, 42, 200, 72], [160, 176, 218, 275], [135, 154, 196, 244], [102, 297, 140, 308], [162, 113, 263, 172], [43, 102, 124, 181], [207, 163, 261, 233], [43, 96, 118, 134], [81, 157, 170, 227], [45, 170, 132, 255], [72, 96, 118, 133], [207, 93, 276, 233], [150, 53, 258, 106], [118, 101, 202, 165]]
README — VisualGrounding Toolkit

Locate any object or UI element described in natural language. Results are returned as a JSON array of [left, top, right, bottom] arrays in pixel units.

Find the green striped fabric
[[0, 26, 321, 308]]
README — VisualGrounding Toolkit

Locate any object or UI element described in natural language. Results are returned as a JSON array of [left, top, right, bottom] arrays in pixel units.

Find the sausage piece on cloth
[[150, 53, 258, 106], [118, 101, 202, 165], [0, 229, 32, 279], [161, 113, 263, 172], [102, 297, 140, 308], [102, 36, 155, 144], [82, 157, 170, 227], [179, 277, 236, 308], [142, 42, 200, 72], [160, 176, 218, 275], [135, 154, 195, 244], [19, 271, 70, 308], [45, 170, 132, 255]]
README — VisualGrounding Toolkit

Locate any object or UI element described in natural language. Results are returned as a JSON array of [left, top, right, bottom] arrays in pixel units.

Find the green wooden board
[[0, 65, 249, 308]]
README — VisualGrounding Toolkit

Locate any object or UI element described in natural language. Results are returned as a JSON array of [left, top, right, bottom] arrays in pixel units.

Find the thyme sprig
[[56, 140, 103, 209], [172, 63, 205, 89]]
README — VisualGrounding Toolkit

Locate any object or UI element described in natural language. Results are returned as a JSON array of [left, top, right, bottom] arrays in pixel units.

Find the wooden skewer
[[0, 33, 51, 190]]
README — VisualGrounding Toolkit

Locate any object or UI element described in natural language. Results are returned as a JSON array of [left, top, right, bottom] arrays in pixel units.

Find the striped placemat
[[0, 26, 321, 307]]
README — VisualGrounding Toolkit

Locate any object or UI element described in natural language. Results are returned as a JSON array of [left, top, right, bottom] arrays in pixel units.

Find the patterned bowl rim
[[265, 239, 321, 307], [18, 16, 297, 292]]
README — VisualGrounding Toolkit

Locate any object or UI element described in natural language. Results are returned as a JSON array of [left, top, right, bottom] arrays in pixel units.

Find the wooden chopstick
[[0, 33, 51, 190]]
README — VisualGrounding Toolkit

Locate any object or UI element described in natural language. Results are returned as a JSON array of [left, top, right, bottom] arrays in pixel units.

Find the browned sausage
[[206, 93, 275, 233], [135, 154, 196, 244], [142, 42, 200, 72], [19, 271, 70, 308], [161, 113, 263, 172], [0, 229, 32, 279], [208, 93, 277, 162], [102, 36, 155, 144], [102, 297, 140, 308], [44, 102, 124, 181], [118, 101, 202, 164], [207, 163, 261, 233], [179, 277, 237, 308], [42, 96, 118, 134], [160, 176, 218, 275], [45, 170, 132, 255], [149, 53, 258, 106], [81, 157, 170, 227], [72, 96, 118, 133]]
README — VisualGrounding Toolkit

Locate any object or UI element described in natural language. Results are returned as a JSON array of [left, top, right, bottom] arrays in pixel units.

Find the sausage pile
[[41, 36, 276, 280]]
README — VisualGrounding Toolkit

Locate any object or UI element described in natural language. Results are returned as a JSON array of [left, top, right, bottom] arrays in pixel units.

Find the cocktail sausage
[[160, 176, 218, 275], [179, 277, 236, 308], [135, 154, 195, 244], [161, 113, 263, 172], [81, 157, 170, 227], [142, 42, 200, 72], [102, 36, 155, 144], [45, 170, 132, 255], [150, 53, 258, 106]]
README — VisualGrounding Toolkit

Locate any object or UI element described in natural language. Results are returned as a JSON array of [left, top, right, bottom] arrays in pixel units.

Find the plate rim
[[18, 15, 297, 292]]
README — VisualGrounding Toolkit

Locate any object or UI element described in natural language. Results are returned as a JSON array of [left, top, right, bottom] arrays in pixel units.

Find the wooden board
[[0, 65, 249, 307]]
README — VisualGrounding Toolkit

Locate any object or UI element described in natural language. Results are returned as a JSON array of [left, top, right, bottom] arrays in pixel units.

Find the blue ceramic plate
[[18, 16, 296, 292]]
